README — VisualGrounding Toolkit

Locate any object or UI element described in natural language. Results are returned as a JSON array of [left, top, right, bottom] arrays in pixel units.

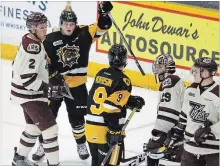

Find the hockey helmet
[[108, 44, 128, 68], [152, 53, 176, 82], [60, 10, 77, 25], [192, 57, 218, 76], [26, 12, 48, 30]]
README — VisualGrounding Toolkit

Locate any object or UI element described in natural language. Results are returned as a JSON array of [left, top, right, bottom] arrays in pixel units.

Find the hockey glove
[[127, 95, 145, 111], [168, 128, 184, 147], [194, 127, 215, 145], [144, 133, 167, 152], [98, 1, 113, 15], [48, 84, 64, 99], [194, 120, 215, 145], [106, 127, 123, 146], [49, 70, 64, 85]]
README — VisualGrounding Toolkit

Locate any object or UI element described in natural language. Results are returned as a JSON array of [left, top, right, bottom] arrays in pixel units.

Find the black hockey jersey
[[43, 15, 112, 88], [85, 67, 132, 144]]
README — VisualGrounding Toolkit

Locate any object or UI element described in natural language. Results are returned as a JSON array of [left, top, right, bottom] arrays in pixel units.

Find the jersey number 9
[[90, 87, 107, 115]]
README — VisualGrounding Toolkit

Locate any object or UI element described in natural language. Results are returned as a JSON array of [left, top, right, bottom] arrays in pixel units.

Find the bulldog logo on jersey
[[189, 101, 209, 123], [57, 44, 80, 68]]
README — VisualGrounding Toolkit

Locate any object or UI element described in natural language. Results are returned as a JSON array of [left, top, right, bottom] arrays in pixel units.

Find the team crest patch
[[123, 78, 130, 86], [189, 101, 209, 123], [27, 43, 40, 52], [57, 44, 80, 68], [162, 78, 172, 88]]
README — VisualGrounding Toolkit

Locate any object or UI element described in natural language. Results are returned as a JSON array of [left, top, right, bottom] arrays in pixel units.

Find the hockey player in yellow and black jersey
[[32, 2, 113, 161], [86, 44, 145, 166]]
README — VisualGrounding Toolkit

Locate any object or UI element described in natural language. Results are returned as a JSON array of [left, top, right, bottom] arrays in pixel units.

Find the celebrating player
[[32, 1, 113, 162]]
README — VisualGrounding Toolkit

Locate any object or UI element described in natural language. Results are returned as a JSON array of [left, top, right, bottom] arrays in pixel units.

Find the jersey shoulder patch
[[159, 75, 180, 91], [123, 77, 131, 86], [210, 84, 219, 97], [22, 34, 41, 54]]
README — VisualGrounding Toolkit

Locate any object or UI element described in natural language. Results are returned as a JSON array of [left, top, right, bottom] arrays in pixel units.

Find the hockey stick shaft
[[122, 138, 193, 164], [100, 108, 137, 166], [107, 13, 145, 76]]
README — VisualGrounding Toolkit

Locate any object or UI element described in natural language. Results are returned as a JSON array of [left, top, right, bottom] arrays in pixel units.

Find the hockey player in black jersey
[[143, 53, 185, 166], [32, 2, 113, 162], [169, 57, 219, 166], [85, 44, 145, 166]]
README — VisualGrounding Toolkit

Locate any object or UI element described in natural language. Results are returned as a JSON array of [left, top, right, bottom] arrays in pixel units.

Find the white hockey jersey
[[152, 75, 185, 135], [178, 82, 220, 155], [10, 34, 48, 105]]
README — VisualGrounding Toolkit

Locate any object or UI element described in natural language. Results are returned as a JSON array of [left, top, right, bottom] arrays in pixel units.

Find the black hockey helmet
[[193, 57, 218, 74], [108, 44, 128, 68], [60, 10, 77, 25], [26, 12, 48, 30]]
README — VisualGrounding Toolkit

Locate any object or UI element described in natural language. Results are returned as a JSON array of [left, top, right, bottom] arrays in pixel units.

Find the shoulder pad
[[210, 84, 219, 97], [159, 75, 181, 91], [22, 34, 41, 54]]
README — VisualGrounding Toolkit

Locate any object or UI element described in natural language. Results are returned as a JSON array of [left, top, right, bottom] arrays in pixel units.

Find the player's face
[[152, 64, 166, 74], [191, 66, 211, 83], [36, 23, 47, 40], [61, 22, 76, 36], [191, 66, 202, 83]]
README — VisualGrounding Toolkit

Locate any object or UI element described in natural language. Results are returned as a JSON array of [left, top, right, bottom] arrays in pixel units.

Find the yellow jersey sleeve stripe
[[105, 90, 131, 108]]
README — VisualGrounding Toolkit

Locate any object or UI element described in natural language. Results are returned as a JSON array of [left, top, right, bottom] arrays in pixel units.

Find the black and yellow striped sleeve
[[103, 77, 132, 113]]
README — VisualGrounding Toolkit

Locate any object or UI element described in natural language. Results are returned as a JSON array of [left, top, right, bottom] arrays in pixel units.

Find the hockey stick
[[107, 13, 145, 76], [100, 108, 137, 166], [120, 138, 193, 165]]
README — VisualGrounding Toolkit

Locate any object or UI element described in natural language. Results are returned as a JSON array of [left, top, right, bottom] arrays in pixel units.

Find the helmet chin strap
[[199, 69, 214, 85], [30, 28, 41, 41]]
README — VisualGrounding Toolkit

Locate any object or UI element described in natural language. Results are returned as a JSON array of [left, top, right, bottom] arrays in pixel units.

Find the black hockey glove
[[144, 132, 167, 152], [194, 120, 214, 145], [48, 84, 64, 99], [106, 127, 123, 146], [194, 127, 211, 145], [49, 70, 64, 85], [98, 1, 113, 15], [127, 95, 145, 112], [168, 128, 184, 147]]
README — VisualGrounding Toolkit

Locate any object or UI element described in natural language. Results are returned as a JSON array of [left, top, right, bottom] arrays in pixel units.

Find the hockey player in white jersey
[[11, 12, 60, 166], [143, 53, 185, 166], [169, 57, 219, 166]]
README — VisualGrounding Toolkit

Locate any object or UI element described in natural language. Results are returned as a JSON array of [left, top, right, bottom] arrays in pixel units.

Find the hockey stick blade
[[60, 82, 74, 100], [107, 13, 145, 76]]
